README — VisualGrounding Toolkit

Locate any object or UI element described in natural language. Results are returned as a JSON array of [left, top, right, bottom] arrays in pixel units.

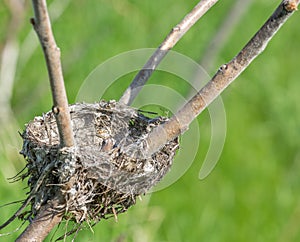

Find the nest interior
[[20, 100, 179, 224]]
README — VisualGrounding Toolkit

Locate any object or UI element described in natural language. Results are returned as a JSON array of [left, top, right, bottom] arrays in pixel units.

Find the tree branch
[[119, 0, 219, 105], [15, 198, 63, 242], [11, 0, 75, 241], [143, 0, 299, 156], [31, 0, 74, 147], [3, 0, 299, 241]]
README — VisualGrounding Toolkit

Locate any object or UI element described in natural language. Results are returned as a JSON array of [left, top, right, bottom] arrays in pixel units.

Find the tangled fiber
[[17, 100, 178, 228]]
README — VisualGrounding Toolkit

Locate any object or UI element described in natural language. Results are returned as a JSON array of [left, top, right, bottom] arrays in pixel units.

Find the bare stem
[[12, 0, 75, 240], [119, 0, 219, 105], [31, 0, 74, 147], [144, 0, 299, 156]]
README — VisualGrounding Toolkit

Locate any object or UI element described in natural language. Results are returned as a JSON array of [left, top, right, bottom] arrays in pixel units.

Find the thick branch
[[144, 0, 299, 156], [119, 0, 219, 105], [15, 198, 63, 242], [31, 0, 74, 147]]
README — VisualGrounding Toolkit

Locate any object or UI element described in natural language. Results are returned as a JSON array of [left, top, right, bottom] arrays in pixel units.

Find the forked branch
[[31, 0, 74, 147], [2, 0, 299, 241], [143, 0, 299, 156], [119, 0, 219, 105]]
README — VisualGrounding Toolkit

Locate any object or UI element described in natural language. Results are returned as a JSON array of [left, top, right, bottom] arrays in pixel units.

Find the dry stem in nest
[[14, 100, 178, 233]]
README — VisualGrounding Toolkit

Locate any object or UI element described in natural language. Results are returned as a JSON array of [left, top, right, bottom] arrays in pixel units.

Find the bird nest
[[19, 100, 179, 227]]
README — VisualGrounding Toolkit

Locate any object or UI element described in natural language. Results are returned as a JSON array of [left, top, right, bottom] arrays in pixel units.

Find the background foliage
[[1, 0, 300, 241]]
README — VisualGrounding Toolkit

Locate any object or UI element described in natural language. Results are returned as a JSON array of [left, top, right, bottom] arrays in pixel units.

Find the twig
[[20, 0, 72, 68], [143, 0, 299, 156], [119, 0, 219, 105], [31, 0, 74, 147]]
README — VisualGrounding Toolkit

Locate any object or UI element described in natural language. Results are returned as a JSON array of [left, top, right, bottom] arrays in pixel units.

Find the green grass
[[1, 0, 300, 241]]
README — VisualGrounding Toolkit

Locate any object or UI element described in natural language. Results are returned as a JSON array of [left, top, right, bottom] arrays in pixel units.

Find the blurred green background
[[1, 0, 300, 241]]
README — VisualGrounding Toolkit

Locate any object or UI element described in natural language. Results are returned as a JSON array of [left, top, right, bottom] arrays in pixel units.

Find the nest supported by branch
[[19, 100, 179, 227]]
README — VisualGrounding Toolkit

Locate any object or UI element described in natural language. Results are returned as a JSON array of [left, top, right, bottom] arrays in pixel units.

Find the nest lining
[[20, 100, 179, 224]]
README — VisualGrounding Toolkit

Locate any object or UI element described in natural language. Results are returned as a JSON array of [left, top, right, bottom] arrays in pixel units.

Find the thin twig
[[143, 0, 299, 156], [31, 0, 74, 147], [119, 0, 219, 105], [20, 0, 72, 68]]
